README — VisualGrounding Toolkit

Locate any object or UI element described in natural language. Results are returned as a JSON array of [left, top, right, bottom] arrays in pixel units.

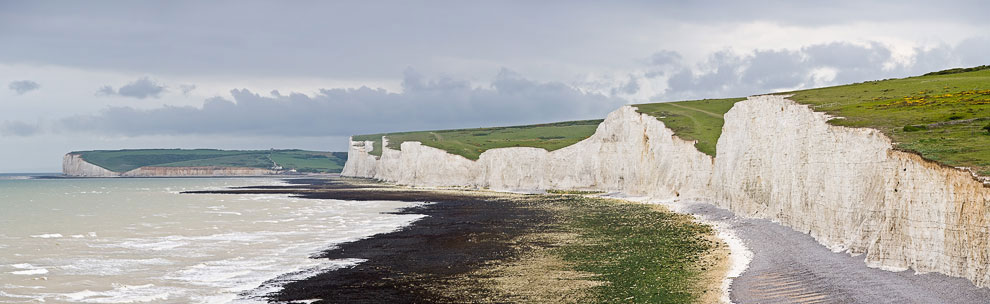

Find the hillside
[[633, 98, 746, 156], [352, 67, 990, 177], [352, 120, 602, 160], [73, 149, 347, 173], [781, 66, 990, 176]]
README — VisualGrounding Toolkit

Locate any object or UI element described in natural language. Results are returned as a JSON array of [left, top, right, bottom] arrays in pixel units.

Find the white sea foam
[[238, 258, 366, 303], [10, 268, 48, 275], [30, 233, 63, 238], [103, 239, 189, 251], [59, 284, 175, 303], [59, 258, 174, 276], [0, 290, 47, 302], [205, 211, 243, 216]]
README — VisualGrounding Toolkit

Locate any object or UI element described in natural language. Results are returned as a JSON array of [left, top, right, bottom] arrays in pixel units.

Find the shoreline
[[34, 173, 342, 179], [209, 178, 563, 303], [190, 177, 728, 303], [606, 194, 752, 304], [202, 177, 990, 303]]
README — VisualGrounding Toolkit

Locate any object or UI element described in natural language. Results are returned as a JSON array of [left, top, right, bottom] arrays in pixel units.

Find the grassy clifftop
[[633, 98, 746, 156], [352, 120, 602, 160], [631, 68, 990, 175], [351, 67, 989, 176], [782, 67, 990, 176], [74, 149, 347, 173]]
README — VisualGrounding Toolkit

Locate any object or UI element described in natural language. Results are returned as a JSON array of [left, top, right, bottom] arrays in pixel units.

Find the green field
[[74, 149, 347, 173], [352, 120, 602, 160], [352, 66, 990, 177], [554, 196, 721, 303], [780, 67, 990, 175], [633, 98, 746, 156]]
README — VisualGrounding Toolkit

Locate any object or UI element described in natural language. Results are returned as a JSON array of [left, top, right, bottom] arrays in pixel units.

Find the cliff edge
[[62, 153, 277, 177], [342, 95, 990, 288]]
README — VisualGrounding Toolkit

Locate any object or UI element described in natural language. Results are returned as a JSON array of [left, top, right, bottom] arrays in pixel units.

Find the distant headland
[[63, 149, 347, 177]]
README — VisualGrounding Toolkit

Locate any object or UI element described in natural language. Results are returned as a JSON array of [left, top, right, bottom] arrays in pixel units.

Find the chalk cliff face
[[342, 95, 990, 288], [710, 95, 990, 286], [343, 106, 714, 198], [63, 154, 120, 177], [62, 154, 277, 177]]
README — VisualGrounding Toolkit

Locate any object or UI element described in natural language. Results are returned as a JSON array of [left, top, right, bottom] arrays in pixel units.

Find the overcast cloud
[[97, 77, 166, 99], [8, 80, 39, 95], [660, 39, 990, 100], [0, 1, 988, 172], [60, 69, 625, 137]]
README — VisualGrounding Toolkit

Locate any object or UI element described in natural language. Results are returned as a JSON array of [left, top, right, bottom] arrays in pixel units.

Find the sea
[[0, 175, 425, 303]]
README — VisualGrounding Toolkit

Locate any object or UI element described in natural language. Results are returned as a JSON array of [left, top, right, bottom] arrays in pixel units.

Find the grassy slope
[[350, 67, 989, 176], [352, 120, 602, 160], [75, 149, 347, 173], [781, 68, 990, 175], [633, 98, 746, 156], [556, 196, 722, 303]]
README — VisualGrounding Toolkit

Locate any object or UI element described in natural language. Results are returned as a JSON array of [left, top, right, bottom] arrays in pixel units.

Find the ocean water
[[0, 177, 424, 303]]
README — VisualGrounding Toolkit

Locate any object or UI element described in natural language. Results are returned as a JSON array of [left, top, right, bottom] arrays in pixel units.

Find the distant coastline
[[0, 173, 61, 180], [62, 149, 347, 177]]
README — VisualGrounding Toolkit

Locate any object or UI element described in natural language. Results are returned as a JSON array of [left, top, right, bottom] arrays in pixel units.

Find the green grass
[[632, 98, 746, 156], [352, 120, 603, 160], [269, 151, 348, 173], [74, 149, 347, 173], [780, 68, 990, 174], [554, 196, 719, 303], [350, 67, 990, 176]]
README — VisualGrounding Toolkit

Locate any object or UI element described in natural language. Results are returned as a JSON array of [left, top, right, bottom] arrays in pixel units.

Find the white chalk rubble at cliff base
[[342, 95, 990, 298]]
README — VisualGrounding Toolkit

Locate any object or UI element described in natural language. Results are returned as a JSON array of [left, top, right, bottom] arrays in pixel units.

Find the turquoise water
[[0, 177, 423, 303]]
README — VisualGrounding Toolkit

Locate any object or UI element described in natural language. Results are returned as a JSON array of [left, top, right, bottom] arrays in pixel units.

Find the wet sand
[[188, 178, 555, 303]]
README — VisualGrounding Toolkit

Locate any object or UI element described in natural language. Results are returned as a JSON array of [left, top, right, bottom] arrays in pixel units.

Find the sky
[[1, 1, 988, 172]]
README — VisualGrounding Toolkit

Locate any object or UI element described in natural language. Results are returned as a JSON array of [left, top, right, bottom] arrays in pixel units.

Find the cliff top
[[352, 120, 602, 160], [633, 98, 746, 156], [71, 149, 347, 173], [351, 67, 990, 176], [782, 68, 990, 176]]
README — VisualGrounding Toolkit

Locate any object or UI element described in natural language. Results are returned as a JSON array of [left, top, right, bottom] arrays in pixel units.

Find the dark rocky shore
[[186, 178, 555, 303]]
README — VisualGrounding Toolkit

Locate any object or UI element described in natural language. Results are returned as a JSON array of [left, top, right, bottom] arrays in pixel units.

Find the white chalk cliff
[[63, 154, 120, 177], [342, 95, 990, 288], [62, 153, 277, 177]]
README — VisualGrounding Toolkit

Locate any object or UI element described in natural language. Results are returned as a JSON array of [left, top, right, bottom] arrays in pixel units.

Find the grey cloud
[[179, 84, 196, 95], [611, 75, 640, 95], [1, 120, 40, 136], [59, 69, 626, 137], [8, 80, 40, 95], [645, 50, 684, 79], [650, 50, 682, 66], [2, 2, 986, 80], [98, 77, 166, 99], [955, 37, 990, 67], [804, 42, 893, 84], [659, 40, 987, 100], [96, 85, 116, 96]]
